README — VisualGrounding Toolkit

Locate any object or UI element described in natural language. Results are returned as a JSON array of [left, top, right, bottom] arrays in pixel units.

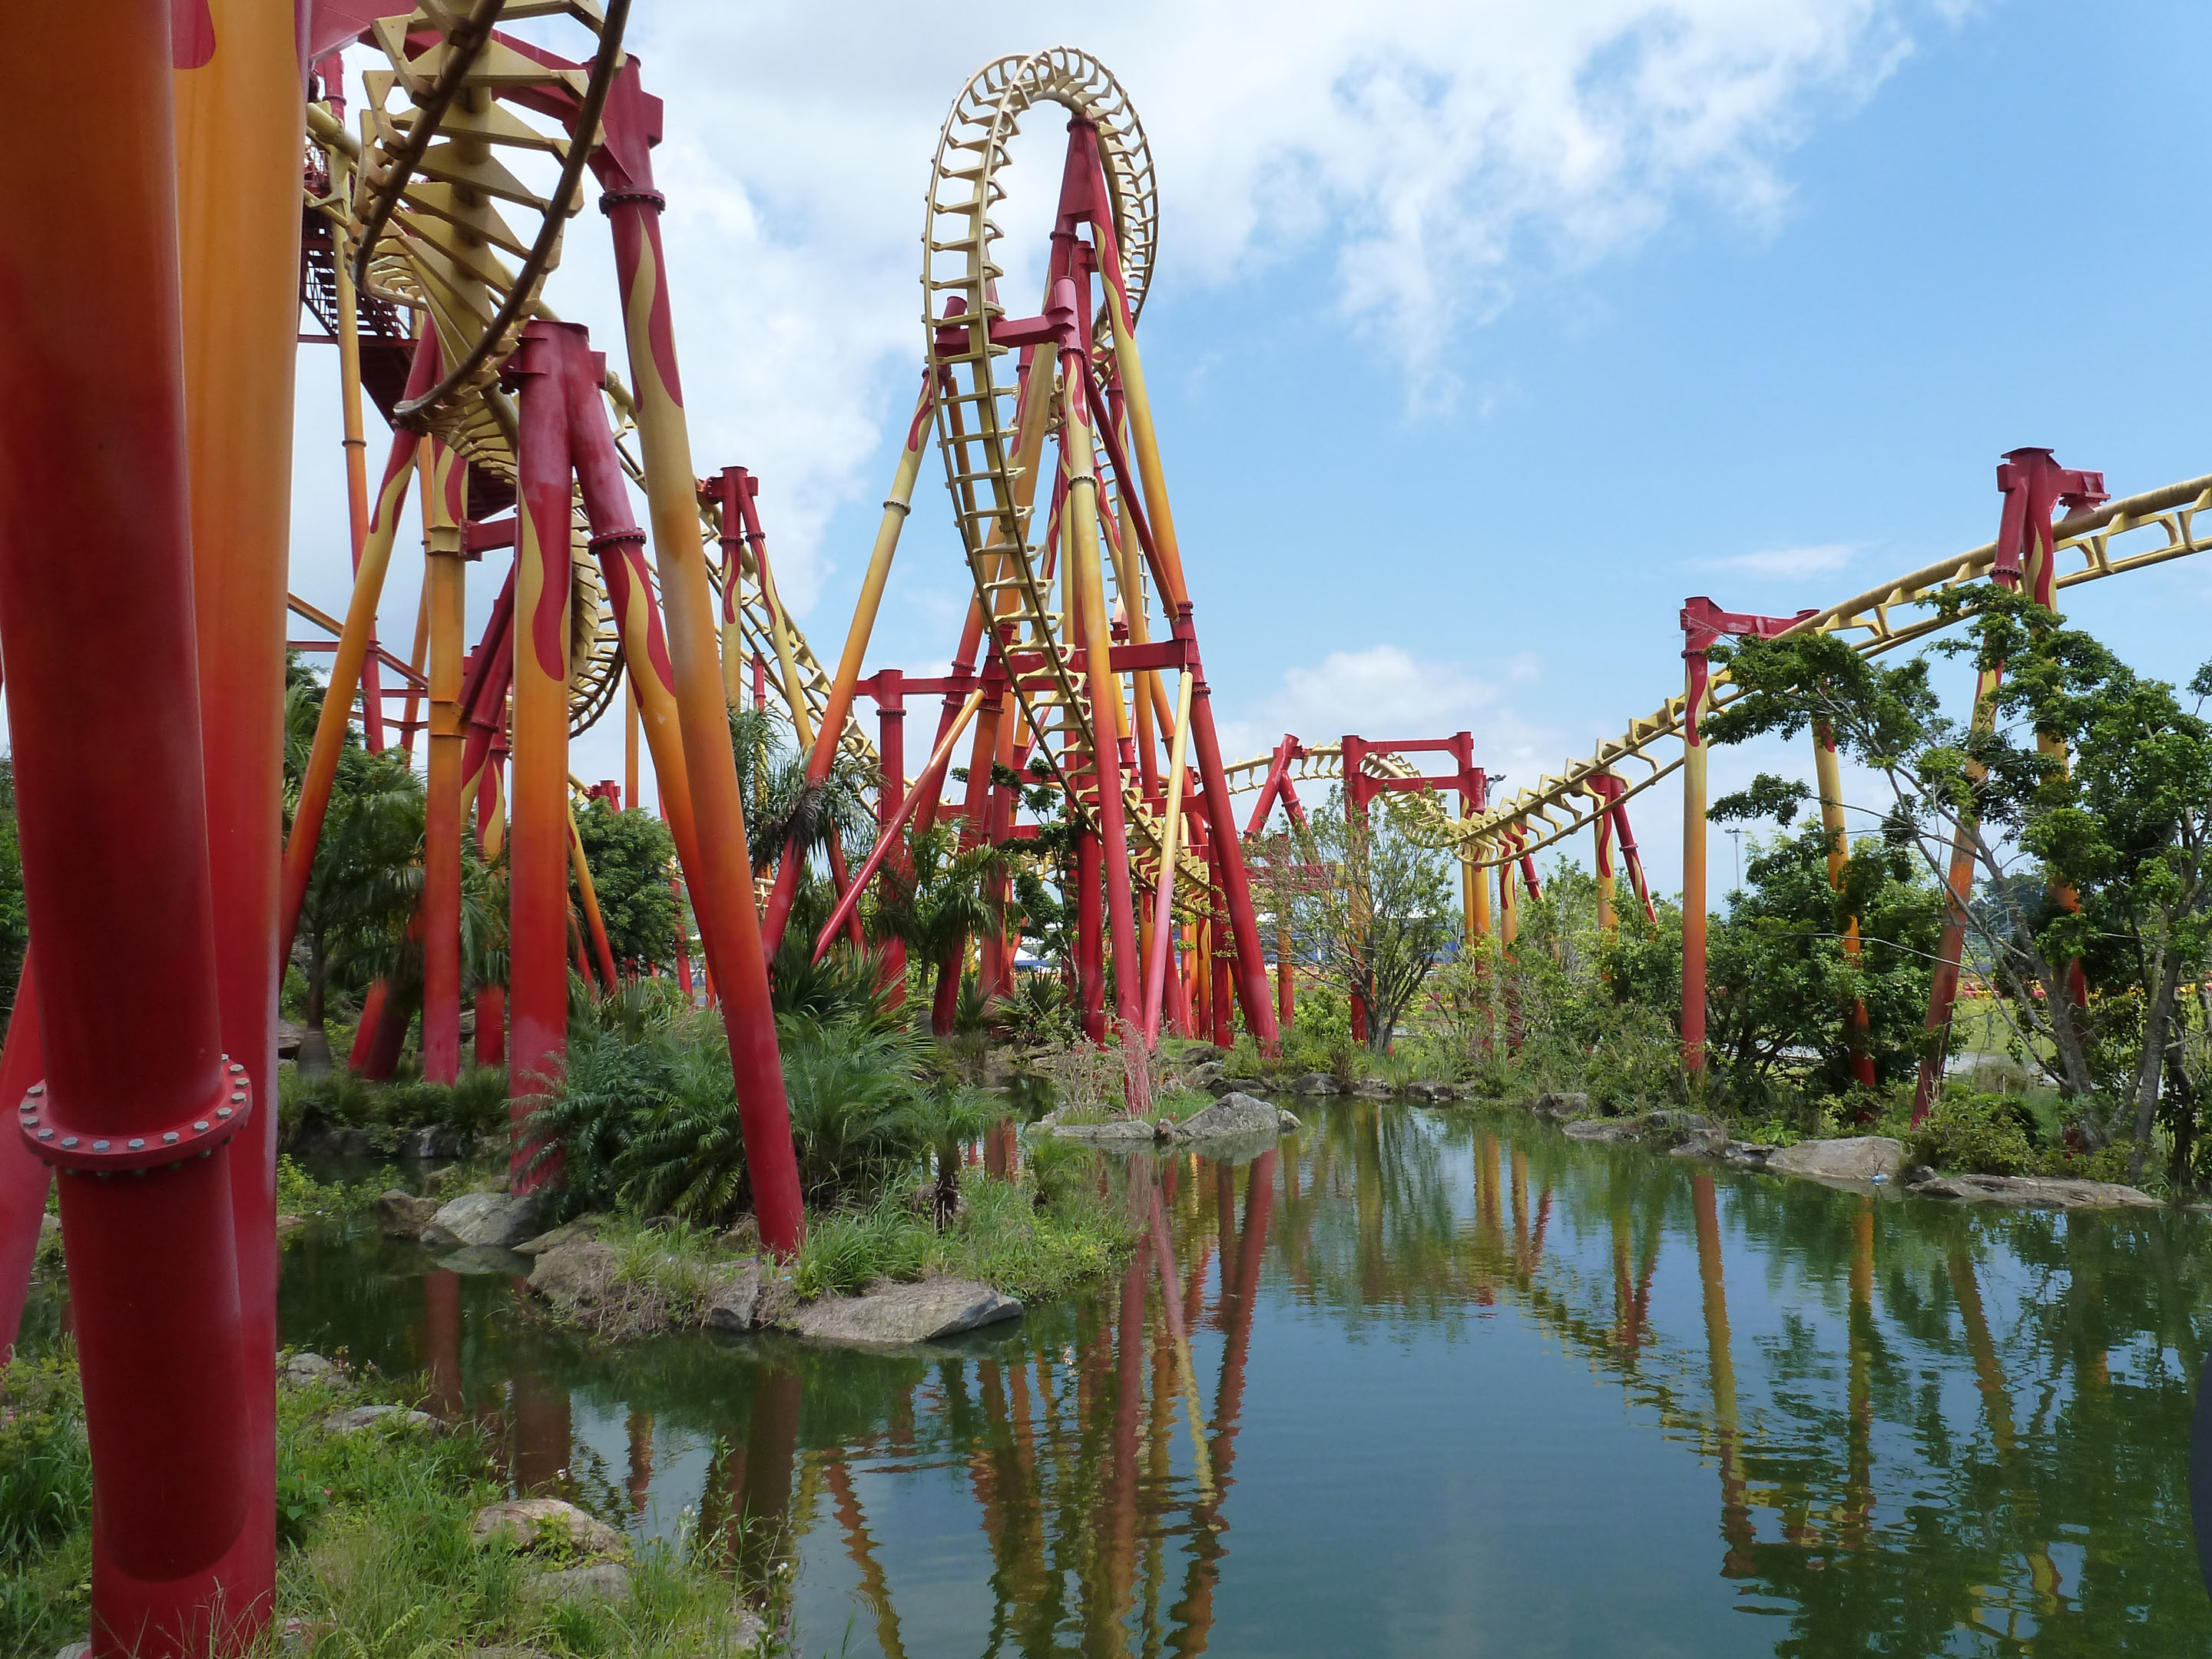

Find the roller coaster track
[[921, 48, 1208, 899], [1224, 472, 2212, 870]]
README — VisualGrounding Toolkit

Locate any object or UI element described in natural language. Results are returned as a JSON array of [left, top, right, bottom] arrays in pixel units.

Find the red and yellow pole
[[1681, 654, 1711, 1073], [2, 4, 263, 1647], [420, 432, 466, 1083], [174, 0, 306, 1634], [505, 324, 575, 1180], [1814, 725, 1878, 1091], [601, 170, 806, 1252]]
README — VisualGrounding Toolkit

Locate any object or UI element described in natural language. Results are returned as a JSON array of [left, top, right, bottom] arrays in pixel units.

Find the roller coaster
[[0, 5, 2202, 1653]]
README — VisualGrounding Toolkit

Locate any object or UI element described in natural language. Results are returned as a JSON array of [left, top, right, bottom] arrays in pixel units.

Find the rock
[[1177, 1042, 1225, 1066], [1184, 1060, 1226, 1088], [720, 1215, 762, 1256], [1908, 1173, 2161, 1210], [1215, 1075, 1270, 1096], [789, 1277, 1023, 1346], [1903, 1164, 1938, 1187], [1765, 1136, 1906, 1184], [438, 1245, 529, 1276], [521, 1563, 632, 1606], [405, 1124, 465, 1160], [1054, 1118, 1164, 1144], [1722, 1141, 1773, 1167], [56, 1644, 90, 1659], [325, 1404, 435, 1435], [528, 1239, 619, 1313], [1168, 1092, 1285, 1141], [280, 1352, 344, 1389], [514, 1217, 603, 1256], [706, 1261, 770, 1332], [1532, 1092, 1588, 1119], [421, 1190, 541, 1250], [376, 1189, 442, 1241], [276, 1018, 306, 1060], [1404, 1081, 1455, 1102], [1276, 1108, 1302, 1132], [1351, 1078, 1395, 1099], [1564, 1119, 1639, 1144], [472, 1497, 625, 1558], [1287, 1073, 1343, 1096], [288, 1116, 373, 1159]]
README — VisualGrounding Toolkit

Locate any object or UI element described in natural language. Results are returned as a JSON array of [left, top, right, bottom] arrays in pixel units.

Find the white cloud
[[1214, 642, 1558, 780], [300, 3, 1949, 805], [1697, 541, 1856, 578]]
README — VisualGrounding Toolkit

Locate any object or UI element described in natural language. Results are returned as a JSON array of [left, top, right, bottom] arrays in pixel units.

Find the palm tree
[[866, 823, 1002, 1037]]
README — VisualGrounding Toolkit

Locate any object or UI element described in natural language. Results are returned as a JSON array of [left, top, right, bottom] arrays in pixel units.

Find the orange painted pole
[[475, 744, 507, 1071], [277, 339, 428, 957], [1055, 280, 1141, 1033], [505, 324, 575, 1181], [598, 124, 806, 1250], [421, 431, 465, 1084], [174, 0, 307, 1636], [2, 4, 261, 1644], [759, 379, 932, 955], [1814, 725, 1878, 1091], [569, 806, 621, 993]]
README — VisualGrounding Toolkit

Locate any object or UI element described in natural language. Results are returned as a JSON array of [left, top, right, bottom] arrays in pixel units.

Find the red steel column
[[874, 677, 909, 999], [1077, 828, 1105, 1042], [0, 957, 46, 1359], [505, 325, 574, 1180], [175, 0, 303, 1632], [0, 5, 257, 1649]]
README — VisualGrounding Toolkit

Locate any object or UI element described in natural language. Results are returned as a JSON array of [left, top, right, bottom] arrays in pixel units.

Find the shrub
[[1909, 1091, 2039, 1175], [792, 1196, 932, 1300]]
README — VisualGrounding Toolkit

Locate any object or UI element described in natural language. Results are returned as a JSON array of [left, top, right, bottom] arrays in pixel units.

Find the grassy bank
[[0, 1346, 777, 1657]]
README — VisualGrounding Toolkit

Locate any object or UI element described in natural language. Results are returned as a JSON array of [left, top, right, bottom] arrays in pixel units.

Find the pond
[[29, 1098, 2212, 1655]]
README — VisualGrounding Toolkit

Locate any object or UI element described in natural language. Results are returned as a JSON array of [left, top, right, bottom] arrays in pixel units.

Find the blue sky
[[290, 0, 2212, 897]]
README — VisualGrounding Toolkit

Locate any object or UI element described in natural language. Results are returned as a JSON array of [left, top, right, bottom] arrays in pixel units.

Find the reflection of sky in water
[[217, 1101, 2212, 1657]]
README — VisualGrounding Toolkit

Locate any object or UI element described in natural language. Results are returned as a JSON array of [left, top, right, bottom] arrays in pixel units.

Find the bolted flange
[[17, 1055, 253, 1174]]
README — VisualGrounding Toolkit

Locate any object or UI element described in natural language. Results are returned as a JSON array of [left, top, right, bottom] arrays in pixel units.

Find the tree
[[864, 823, 1000, 1036], [729, 704, 875, 876], [1255, 785, 1455, 1051], [572, 799, 679, 971], [1706, 588, 2212, 1171]]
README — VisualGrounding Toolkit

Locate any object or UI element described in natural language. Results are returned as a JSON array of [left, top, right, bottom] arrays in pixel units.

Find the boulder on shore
[[528, 1239, 619, 1314], [325, 1403, 435, 1435], [421, 1190, 541, 1250], [706, 1260, 780, 1332], [472, 1498, 624, 1558], [1531, 1092, 1588, 1119], [1564, 1119, 1639, 1144], [1182, 1059, 1226, 1088], [1053, 1117, 1162, 1144], [1287, 1073, 1343, 1096], [1908, 1172, 2160, 1210], [521, 1564, 632, 1606], [514, 1217, 603, 1256], [280, 1351, 346, 1389], [787, 1277, 1022, 1346], [1215, 1075, 1270, 1096], [376, 1189, 442, 1241], [1765, 1136, 1906, 1184], [1168, 1091, 1283, 1142]]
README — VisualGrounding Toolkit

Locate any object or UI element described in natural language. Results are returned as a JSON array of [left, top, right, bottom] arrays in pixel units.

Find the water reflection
[[86, 1101, 2207, 1654]]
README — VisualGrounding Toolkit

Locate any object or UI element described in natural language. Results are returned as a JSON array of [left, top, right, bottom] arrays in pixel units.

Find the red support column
[[1077, 829, 1105, 1042], [0, 959, 46, 1359], [1, 6, 257, 1645], [505, 324, 575, 1181], [875, 677, 909, 1000]]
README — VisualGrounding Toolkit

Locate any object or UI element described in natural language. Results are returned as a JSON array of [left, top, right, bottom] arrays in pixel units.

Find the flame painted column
[[505, 325, 574, 1180], [174, 0, 309, 1635], [421, 432, 467, 1083], [1, 3, 257, 1647], [597, 118, 805, 1251]]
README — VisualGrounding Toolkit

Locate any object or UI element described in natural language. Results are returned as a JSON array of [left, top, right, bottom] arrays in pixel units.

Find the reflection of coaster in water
[[2194, 1351, 2212, 1601]]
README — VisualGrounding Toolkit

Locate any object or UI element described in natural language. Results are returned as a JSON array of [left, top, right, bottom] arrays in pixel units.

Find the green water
[[48, 1099, 2212, 1655]]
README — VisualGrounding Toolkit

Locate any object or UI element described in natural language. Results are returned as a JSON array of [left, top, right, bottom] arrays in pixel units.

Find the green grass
[[793, 1165, 1138, 1305], [0, 1345, 778, 1658]]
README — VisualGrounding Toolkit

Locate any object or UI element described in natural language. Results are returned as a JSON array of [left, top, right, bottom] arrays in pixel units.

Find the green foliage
[[780, 1014, 935, 1204], [0, 1349, 90, 1556], [276, 1154, 385, 1223], [988, 974, 1077, 1046], [571, 800, 680, 971], [1252, 786, 1455, 1051], [793, 1164, 1137, 1303], [281, 1067, 510, 1153], [730, 704, 876, 875], [1907, 1091, 2041, 1176]]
